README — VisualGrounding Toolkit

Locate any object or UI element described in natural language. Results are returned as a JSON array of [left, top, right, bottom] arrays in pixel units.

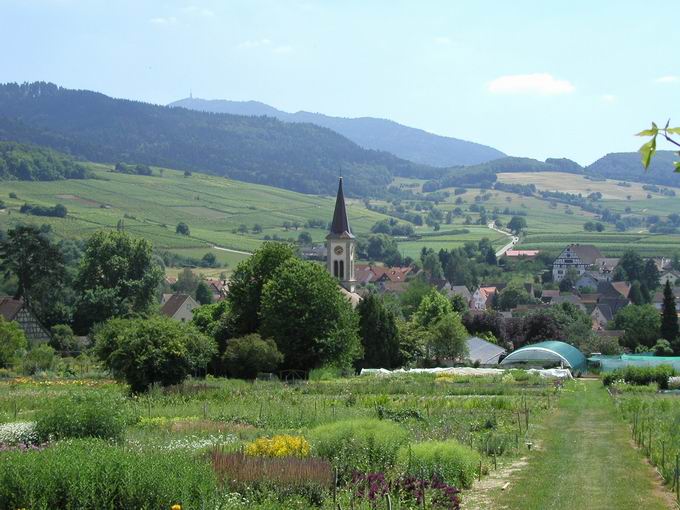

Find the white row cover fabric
[[359, 367, 572, 379]]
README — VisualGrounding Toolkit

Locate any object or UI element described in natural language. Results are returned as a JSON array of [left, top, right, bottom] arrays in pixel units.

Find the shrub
[[398, 439, 481, 489], [309, 418, 409, 477], [94, 316, 217, 392], [0, 422, 38, 447], [34, 391, 127, 442], [21, 344, 56, 374], [245, 435, 311, 458], [602, 365, 676, 390], [0, 439, 218, 510], [223, 334, 283, 379]]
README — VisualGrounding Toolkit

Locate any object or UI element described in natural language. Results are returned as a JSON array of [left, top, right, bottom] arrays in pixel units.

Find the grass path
[[477, 380, 674, 510]]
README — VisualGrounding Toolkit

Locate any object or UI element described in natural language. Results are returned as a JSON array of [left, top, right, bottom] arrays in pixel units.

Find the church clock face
[[334, 246, 344, 255]]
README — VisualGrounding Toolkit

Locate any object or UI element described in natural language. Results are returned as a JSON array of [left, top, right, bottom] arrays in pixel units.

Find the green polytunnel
[[499, 340, 587, 373]]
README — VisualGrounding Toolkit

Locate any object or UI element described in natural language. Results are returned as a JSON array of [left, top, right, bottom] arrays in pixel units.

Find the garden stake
[[479, 459, 482, 480], [203, 402, 208, 420], [676, 454, 679, 501], [386, 493, 392, 510], [333, 468, 338, 503]]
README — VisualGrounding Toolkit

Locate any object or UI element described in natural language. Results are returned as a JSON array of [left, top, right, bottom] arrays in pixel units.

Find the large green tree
[[0, 225, 64, 306], [612, 304, 661, 350], [260, 258, 361, 370], [93, 316, 216, 392], [227, 242, 297, 335], [74, 231, 163, 333], [356, 293, 401, 369], [660, 280, 679, 348], [412, 288, 453, 328], [427, 312, 469, 363]]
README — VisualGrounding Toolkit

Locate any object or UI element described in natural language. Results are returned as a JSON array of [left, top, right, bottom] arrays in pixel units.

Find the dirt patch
[[463, 457, 529, 510], [55, 194, 101, 206]]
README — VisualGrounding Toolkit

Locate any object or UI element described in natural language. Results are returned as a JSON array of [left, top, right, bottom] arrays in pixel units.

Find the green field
[[0, 164, 510, 272]]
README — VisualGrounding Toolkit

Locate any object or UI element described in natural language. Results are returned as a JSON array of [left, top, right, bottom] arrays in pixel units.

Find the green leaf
[[639, 136, 657, 169], [636, 125, 659, 137], [674, 161, 680, 173], [666, 127, 680, 135]]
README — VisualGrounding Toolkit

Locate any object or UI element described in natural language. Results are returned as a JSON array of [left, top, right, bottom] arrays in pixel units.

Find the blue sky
[[1, 0, 679, 165]]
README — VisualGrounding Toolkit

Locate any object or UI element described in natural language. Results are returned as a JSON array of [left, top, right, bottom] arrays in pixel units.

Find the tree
[[195, 281, 213, 305], [260, 258, 361, 370], [619, 250, 644, 283], [94, 316, 217, 392], [498, 283, 533, 311], [0, 317, 27, 368], [201, 252, 217, 267], [399, 275, 432, 319], [660, 280, 679, 346], [297, 231, 313, 245], [174, 267, 200, 295], [507, 216, 527, 234], [176, 222, 190, 236], [427, 312, 468, 363], [450, 293, 469, 314], [227, 242, 297, 335], [22, 344, 56, 375], [356, 293, 401, 369], [653, 338, 674, 357], [49, 324, 78, 353], [421, 251, 444, 280], [252, 224, 263, 234], [612, 305, 661, 350], [0, 225, 64, 305], [74, 231, 163, 333], [629, 280, 644, 305], [223, 333, 284, 379], [412, 289, 453, 328], [643, 258, 660, 290]]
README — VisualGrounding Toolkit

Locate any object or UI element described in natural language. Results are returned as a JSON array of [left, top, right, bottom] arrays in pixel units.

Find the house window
[[339, 260, 345, 279]]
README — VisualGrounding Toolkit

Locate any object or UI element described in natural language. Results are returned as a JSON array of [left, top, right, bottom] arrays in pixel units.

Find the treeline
[[0, 82, 433, 197], [0, 141, 92, 181], [114, 162, 152, 176], [19, 203, 67, 218]]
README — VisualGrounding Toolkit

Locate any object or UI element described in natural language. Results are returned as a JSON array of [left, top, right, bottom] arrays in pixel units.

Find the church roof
[[328, 177, 354, 239]]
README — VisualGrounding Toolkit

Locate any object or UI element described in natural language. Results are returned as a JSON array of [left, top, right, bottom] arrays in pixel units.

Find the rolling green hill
[[0, 82, 438, 197]]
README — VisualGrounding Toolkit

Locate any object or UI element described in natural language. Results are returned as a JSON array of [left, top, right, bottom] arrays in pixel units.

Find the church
[[326, 177, 362, 306]]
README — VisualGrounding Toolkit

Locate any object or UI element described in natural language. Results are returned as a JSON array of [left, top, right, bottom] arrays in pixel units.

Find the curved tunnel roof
[[500, 340, 587, 371]]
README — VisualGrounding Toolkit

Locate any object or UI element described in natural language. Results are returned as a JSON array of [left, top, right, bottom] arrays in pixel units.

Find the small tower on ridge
[[326, 177, 356, 292]]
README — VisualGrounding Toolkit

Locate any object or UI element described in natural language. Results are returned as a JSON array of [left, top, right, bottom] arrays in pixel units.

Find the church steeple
[[329, 177, 353, 238], [326, 177, 356, 291]]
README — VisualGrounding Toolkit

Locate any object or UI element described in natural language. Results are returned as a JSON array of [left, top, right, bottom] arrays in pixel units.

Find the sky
[[1, 0, 679, 165]]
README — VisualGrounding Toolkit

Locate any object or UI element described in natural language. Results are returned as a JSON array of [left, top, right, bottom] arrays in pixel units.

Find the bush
[[0, 422, 38, 447], [398, 439, 481, 489], [245, 435, 311, 458], [0, 439, 218, 510], [22, 344, 56, 375], [34, 392, 127, 442], [602, 365, 676, 389], [0, 317, 27, 368], [94, 316, 217, 392], [223, 334, 283, 379], [309, 418, 409, 477]]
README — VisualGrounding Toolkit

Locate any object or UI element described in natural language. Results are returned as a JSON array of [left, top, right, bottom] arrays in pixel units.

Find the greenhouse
[[588, 354, 680, 372], [500, 341, 587, 374]]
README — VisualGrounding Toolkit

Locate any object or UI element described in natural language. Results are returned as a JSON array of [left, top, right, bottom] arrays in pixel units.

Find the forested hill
[[0, 141, 91, 180], [170, 97, 506, 167], [0, 82, 439, 196], [586, 151, 680, 187]]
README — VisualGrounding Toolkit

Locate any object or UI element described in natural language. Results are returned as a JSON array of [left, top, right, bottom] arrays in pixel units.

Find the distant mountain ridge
[[169, 97, 506, 167]]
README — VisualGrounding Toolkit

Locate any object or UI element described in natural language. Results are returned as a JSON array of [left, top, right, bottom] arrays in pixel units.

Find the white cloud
[[150, 16, 177, 25], [434, 36, 451, 45], [273, 45, 293, 54], [237, 38, 271, 49], [487, 73, 575, 95], [656, 76, 680, 84], [601, 94, 616, 103]]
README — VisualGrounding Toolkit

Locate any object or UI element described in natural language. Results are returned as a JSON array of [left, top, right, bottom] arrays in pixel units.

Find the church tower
[[327, 177, 356, 292]]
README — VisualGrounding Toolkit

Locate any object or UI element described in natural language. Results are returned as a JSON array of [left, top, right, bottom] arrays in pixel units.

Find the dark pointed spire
[[329, 177, 353, 237]]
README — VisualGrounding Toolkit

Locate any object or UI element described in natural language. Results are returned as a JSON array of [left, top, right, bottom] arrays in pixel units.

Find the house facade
[[552, 244, 602, 282], [160, 294, 200, 322], [0, 297, 51, 345]]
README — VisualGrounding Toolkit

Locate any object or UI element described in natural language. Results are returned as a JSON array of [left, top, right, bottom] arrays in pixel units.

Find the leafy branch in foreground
[[636, 120, 680, 170]]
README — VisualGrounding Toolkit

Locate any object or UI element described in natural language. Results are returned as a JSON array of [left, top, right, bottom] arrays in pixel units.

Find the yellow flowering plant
[[245, 434, 310, 458]]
